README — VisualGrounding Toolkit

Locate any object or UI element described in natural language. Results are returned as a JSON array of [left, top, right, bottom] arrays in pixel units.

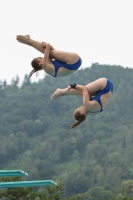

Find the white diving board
[[0, 170, 28, 177], [0, 180, 57, 188]]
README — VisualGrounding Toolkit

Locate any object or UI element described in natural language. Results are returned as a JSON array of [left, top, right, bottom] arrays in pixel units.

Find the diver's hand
[[41, 42, 47, 48]]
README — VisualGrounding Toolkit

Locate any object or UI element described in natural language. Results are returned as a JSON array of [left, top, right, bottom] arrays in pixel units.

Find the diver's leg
[[16, 35, 79, 64], [51, 87, 82, 100], [48, 50, 80, 64], [16, 35, 55, 53]]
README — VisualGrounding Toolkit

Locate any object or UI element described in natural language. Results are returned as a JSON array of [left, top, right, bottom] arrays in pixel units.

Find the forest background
[[0, 63, 133, 200]]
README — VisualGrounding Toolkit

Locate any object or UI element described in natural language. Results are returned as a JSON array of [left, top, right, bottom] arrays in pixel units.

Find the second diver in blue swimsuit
[[51, 78, 113, 129]]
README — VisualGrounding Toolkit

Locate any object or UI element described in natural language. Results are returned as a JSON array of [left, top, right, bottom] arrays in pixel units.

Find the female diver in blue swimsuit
[[16, 35, 82, 78], [51, 78, 113, 129]]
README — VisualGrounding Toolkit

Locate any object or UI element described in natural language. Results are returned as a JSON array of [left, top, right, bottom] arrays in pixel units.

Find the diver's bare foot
[[51, 88, 62, 100], [16, 35, 32, 46]]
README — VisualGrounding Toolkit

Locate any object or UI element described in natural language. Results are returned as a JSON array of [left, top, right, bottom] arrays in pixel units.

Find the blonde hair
[[68, 109, 86, 129]]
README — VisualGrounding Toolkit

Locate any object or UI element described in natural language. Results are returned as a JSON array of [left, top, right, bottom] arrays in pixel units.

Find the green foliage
[[0, 64, 133, 199]]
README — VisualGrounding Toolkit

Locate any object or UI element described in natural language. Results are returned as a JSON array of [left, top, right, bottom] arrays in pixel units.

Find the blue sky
[[0, 0, 133, 83]]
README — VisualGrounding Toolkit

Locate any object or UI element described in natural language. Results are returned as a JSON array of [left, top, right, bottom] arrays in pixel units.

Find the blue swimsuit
[[90, 79, 113, 114], [50, 57, 82, 77]]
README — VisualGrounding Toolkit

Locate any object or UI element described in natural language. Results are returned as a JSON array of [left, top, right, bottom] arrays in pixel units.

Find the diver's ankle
[[25, 36, 32, 44]]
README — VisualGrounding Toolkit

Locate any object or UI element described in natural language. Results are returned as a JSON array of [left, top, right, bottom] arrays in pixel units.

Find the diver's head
[[29, 57, 43, 78], [68, 106, 87, 129]]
